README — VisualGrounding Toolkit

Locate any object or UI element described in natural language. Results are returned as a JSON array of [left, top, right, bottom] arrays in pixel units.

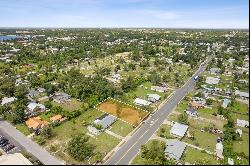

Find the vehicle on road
[[194, 76, 199, 81]]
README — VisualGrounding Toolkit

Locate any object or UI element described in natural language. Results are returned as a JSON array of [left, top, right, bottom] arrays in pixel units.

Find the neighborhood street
[[0, 119, 64, 165], [104, 59, 209, 165]]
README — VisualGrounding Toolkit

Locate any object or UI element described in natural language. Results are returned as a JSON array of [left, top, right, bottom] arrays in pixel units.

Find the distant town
[[0, 28, 249, 165]]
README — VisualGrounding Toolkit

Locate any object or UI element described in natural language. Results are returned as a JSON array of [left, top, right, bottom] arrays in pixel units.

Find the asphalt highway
[[104, 60, 208, 165]]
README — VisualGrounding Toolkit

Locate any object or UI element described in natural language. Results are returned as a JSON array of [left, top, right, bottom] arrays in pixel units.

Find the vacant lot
[[96, 98, 149, 126]]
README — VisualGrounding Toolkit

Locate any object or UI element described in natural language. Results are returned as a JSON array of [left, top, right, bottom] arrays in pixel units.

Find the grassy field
[[51, 98, 83, 111], [233, 133, 249, 156], [96, 98, 149, 126], [109, 120, 134, 137], [181, 147, 220, 165], [15, 124, 31, 136], [183, 128, 218, 151]]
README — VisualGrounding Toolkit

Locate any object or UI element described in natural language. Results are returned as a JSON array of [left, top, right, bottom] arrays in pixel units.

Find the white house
[[147, 94, 161, 102], [234, 90, 249, 99], [170, 122, 189, 138], [165, 139, 186, 161], [1, 97, 17, 106], [215, 142, 224, 159], [236, 119, 249, 128], [205, 77, 220, 85], [151, 86, 167, 93], [26, 103, 46, 117], [134, 98, 151, 106], [222, 98, 231, 108]]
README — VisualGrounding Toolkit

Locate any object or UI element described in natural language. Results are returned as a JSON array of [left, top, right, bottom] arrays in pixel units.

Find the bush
[[34, 136, 46, 145], [177, 113, 189, 125]]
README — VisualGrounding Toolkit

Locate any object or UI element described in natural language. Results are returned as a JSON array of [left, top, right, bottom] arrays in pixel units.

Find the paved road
[[104, 59, 209, 165], [0, 120, 64, 165]]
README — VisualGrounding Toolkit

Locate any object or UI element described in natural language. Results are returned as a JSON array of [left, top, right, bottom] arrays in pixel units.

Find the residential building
[[28, 89, 40, 98], [151, 86, 167, 93], [190, 101, 204, 109], [215, 142, 224, 159], [1, 97, 17, 106], [236, 119, 249, 128], [205, 77, 220, 85], [222, 98, 231, 108], [170, 122, 188, 138], [234, 90, 249, 99], [165, 139, 186, 160], [0, 153, 32, 165], [26, 103, 46, 117], [25, 116, 48, 131], [52, 92, 71, 103], [93, 114, 116, 130], [186, 107, 198, 117], [50, 114, 66, 122], [134, 98, 151, 106], [209, 68, 221, 74], [147, 94, 161, 102]]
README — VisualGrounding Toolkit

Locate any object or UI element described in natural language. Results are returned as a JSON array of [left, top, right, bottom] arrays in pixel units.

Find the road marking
[[114, 118, 161, 165]]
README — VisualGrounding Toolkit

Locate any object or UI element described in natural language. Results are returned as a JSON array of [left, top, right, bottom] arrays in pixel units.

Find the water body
[[0, 35, 17, 41]]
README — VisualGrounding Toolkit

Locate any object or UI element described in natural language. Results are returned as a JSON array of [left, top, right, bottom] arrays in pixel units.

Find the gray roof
[[170, 122, 188, 137], [94, 114, 116, 129], [165, 139, 186, 160]]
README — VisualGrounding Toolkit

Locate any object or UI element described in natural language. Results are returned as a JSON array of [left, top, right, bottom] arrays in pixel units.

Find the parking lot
[[0, 131, 22, 155]]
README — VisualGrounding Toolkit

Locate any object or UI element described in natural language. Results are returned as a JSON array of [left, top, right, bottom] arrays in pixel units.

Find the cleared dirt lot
[[96, 99, 149, 126]]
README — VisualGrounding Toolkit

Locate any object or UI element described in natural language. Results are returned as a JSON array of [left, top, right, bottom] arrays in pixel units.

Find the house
[[192, 97, 206, 104], [236, 129, 242, 137], [209, 68, 221, 74], [215, 142, 224, 159], [164, 139, 186, 160], [28, 89, 40, 98], [186, 107, 198, 117], [1, 97, 17, 106], [52, 92, 71, 103], [134, 98, 151, 106], [93, 114, 116, 130], [147, 94, 161, 102], [87, 126, 101, 135], [50, 114, 66, 122], [151, 86, 167, 92], [170, 122, 188, 138], [37, 87, 45, 93], [190, 102, 204, 109], [26, 103, 46, 116], [236, 119, 249, 128], [0, 153, 32, 165], [234, 90, 249, 99], [222, 98, 231, 108], [25, 116, 48, 131], [205, 77, 220, 85]]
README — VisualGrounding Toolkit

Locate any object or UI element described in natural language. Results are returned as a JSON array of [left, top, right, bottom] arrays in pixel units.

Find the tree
[[177, 113, 189, 125], [67, 133, 95, 161], [44, 101, 52, 109], [40, 125, 54, 139], [141, 140, 175, 165]]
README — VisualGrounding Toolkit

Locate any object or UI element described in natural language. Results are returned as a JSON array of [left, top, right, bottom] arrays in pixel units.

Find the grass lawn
[[181, 147, 220, 165], [15, 124, 31, 136], [109, 120, 134, 137], [43, 109, 123, 164], [131, 153, 152, 165], [183, 128, 218, 151], [233, 133, 249, 156], [51, 98, 83, 111]]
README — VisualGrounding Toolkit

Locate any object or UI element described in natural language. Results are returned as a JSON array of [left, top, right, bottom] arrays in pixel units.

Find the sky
[[0, 0, 249, 29]]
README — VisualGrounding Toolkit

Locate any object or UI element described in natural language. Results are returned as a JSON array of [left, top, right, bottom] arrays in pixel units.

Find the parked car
[[3, 144, 15, 152], [0, 138, 8, 146], [0, 141, 9, 147]]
